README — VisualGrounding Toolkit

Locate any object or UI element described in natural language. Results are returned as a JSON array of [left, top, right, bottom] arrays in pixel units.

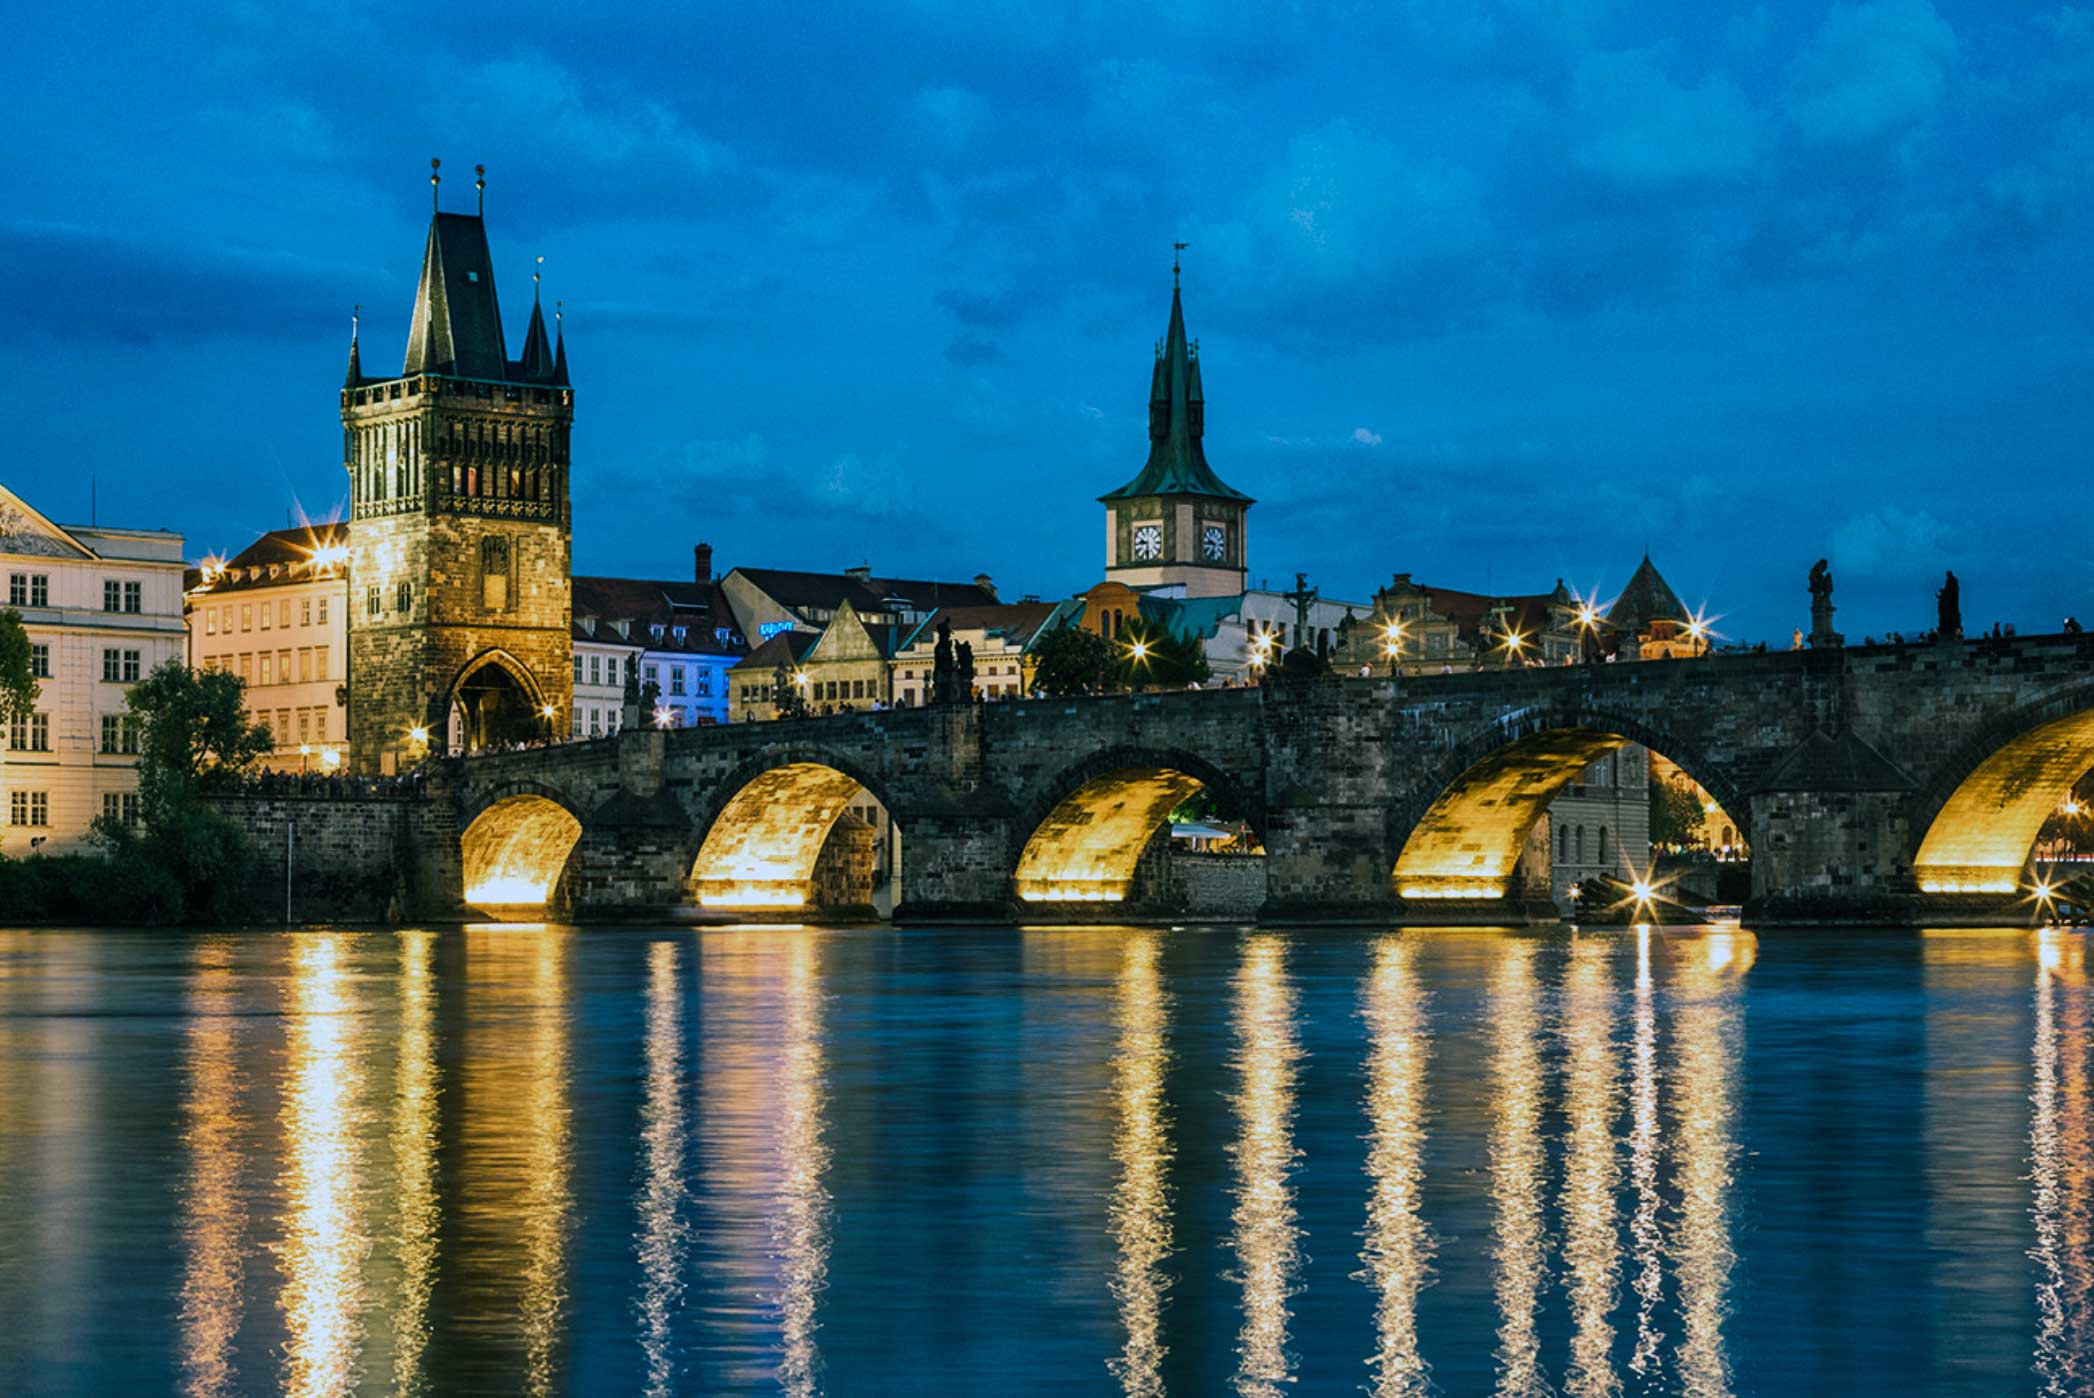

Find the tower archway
[[443, 649, 549, 755]]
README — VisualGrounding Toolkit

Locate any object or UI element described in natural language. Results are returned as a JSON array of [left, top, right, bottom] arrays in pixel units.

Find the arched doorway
[[447, 651, 548, 755]]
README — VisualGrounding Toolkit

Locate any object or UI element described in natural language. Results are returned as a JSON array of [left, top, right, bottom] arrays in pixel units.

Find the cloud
[[944, 334, 1003, 366], [1351, 427, 1384, 445], [1830, 505, 1952, 576], [1570, 50, 1765, 184], [936, 285, 1029, 329], [1786, 0, 1957, 148]]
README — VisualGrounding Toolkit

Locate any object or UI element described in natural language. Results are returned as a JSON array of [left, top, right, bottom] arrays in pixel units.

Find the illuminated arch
[[1393, 709, 1744, 901], [460, 783, 584, 909], [1013, 746, 1265, 905], [688, 749, 896, 910], [441, 648, 551, 754], [1913, 687, 2094, 894]]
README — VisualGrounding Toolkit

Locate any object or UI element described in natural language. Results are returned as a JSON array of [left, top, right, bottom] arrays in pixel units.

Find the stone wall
[[1162, 853, 1266, 919], [209, 793, 449, 922]]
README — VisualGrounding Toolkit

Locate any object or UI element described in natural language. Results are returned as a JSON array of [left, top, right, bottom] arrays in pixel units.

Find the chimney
[[845, 564, 873, 583], [693, 542, 713, 583], [974, 572, 998, 601]]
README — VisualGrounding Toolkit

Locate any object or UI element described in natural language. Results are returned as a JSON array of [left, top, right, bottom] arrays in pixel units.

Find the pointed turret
[[552, 309, 569, 386], [1607, 553, 1691, 637], [401, 212, 509, 380], [344, 309, 363, 387], [520, 299, 555, 382]]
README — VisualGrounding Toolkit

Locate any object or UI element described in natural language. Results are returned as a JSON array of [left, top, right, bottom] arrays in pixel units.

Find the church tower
[[1099, 257, 1252, 598], [341, 162, 573, 772]]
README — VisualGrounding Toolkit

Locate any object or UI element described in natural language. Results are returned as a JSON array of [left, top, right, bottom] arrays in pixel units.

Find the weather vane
[[430, 157, 440, 209], [1173, 240, 1189, 287], [534, 254, 544, 301], [476, 163, 486, 214]]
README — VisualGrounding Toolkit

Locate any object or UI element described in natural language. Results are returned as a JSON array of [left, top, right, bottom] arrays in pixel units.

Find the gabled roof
[[894, 601, 1064, 652], [1411, 585, 1563, 644], [403, 212, 510, 381], [740, 629, 820, 670], [1607, 554, 1691, 636], [731, 567, 999, 618], [1100, 280, 1252, 505], [0, 482, 98, 561], [572, 575, 745, 655], [186, 522, 348, 592]]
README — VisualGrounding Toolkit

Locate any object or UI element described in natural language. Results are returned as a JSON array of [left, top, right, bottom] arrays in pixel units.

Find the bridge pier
[[893, 810, 1014, 922], [1743, 731, 1924, 923], [1259, 679, 1400, 922]]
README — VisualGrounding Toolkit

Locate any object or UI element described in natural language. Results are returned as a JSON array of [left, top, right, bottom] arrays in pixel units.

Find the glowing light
[[1128, 638, 1151, 664], [793, 669, 811, 689], [697, 889, 807, 908], [1488, 941, 1547, 1394], [1013, 766, 1203, 906], [653, 705, 675, 729], [318, 749, 340, 770], [635, 942, 689, 1397], [688, 763, 868, 910], [1561, 938, 1622, 1397], [177, 947, 246, 1396], [1227, 938, 1303, 1394], [1502, 630, 1525, 654], [2063, 799, 2084, 818], [1109, 934, 1173, 1397], [408, 725, 430, 745], [299, 743, 312, 757], [1361, 938, 1432, 1396], [1630, 878, 1655, 906], [390, 930, 439, 1392], [539, 703, 558, 720], [1398, 882, 1507, 900], [467, 875, 556, 905], [307, 543, 350, 574], [1575, 603, 1599, 629]]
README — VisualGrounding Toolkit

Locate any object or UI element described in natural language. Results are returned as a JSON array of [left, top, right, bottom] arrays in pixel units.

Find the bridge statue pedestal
[[1258, 677, 1400, 923]]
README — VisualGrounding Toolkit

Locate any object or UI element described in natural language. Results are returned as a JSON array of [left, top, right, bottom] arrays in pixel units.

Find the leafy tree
[[1649, 775, 1709, 849], [1030, 624, 1114, 696], [772, 666, 811, 719], [0, 609, 34, 726], [1116, 621, 1212, 690]]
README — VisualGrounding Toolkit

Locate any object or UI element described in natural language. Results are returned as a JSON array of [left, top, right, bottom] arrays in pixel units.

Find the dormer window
[[650, 624, 665, 641], [672, 626, 687, 645]]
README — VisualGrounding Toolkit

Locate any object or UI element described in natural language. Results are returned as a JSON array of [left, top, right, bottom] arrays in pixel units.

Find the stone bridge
[[402, 632, 2094, 925]]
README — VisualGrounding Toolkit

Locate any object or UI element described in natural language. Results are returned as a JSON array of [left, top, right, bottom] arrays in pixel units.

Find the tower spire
[[344, 304, 362, 387], [430, 157, 440, 210], [520, 256, 555, 381], [476, 164, 486, 216], [553, 300, 569, 386]]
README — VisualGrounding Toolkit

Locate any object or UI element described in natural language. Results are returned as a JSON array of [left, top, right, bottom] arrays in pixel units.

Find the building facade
[[573, 557, 746, 736], [1, 485, 186, 853], [184, 523, 350, 770], [341, 189, 574, 772]]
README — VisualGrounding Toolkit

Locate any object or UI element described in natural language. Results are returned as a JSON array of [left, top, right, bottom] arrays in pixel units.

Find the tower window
[[481, 536, 512, 612], [396, 581, 413, 615]]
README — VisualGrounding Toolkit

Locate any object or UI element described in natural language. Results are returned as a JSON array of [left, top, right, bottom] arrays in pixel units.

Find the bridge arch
[[1392, 706, 1746, 902], [1911, 683, 2094, 894], [687, 745, 902, 912], [1013, 745, 1267, 905], [460, 779, 585, 910]]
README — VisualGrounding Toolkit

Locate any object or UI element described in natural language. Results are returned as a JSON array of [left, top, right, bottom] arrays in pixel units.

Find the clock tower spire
[[1098, 249, 1252, 598]]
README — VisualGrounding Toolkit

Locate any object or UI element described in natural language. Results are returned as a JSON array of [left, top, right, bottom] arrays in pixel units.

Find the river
[[0, 924, 2087, 1395]]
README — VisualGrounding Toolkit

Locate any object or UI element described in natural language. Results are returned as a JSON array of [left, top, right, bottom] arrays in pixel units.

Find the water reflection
[[772, 936, 832, 1398], [635, 940, 691, 1395], [1488, 939, 1550, 1397], [1226, 935, 1303, 1397], [1108, 932, 1173, 1398], [1671, 931, 1748, 1398], [2031, 929, 2093, 1395], [1628, 928, 1664, 1384], [391, 929, 440, 1396], [518, 933, 575, 1396], [1561, 935, 1623, 1398], [177, 943, 247, 1398], [1359, 936, 1432, 1397], [280, 934, 369, 1398]]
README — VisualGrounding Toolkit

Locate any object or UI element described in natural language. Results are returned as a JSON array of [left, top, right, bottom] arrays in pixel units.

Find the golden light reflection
[[1488, 939, 1549, 1396], [1560, 936, 1622, 1398], [1108, 932, 1173, 1398], [520, 933, 575, 1397], [774, 936, 832, 1398], [178, 944, 247, 1398], [1672, 930, 1750, 1398], [636, 941, 690, 1397], [281, 935, 370, 1398], [1628, 927, 1664, 1384], [1226, 936, 1303, 1397], [2031, 929, 2094, 1395], [390, 930, 439, 1396], [1359, 937, 1432, 1398]]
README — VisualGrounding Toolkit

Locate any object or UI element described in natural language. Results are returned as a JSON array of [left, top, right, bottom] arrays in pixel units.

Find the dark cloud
[[943, 335, 1003, 366]]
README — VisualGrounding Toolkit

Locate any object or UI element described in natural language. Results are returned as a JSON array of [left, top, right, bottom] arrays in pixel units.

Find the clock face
[[1202, 524, 1227, 562], [1132, 524, 1162, 561]]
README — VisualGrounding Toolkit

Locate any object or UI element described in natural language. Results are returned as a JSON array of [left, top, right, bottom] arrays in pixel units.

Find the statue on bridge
[[957, 640, 977, 701], [621, 662, 642, 730], [1937, 570, 1962, 640], [1808, 558, 1843, 648], [933, 618, 971, 706]]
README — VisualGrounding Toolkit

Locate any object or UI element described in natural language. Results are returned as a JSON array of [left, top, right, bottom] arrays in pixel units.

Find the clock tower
[[1099, 259, 1252, 598]]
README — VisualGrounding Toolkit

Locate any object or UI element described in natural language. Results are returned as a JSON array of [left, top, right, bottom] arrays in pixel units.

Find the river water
[[0, 924, 2088, 1396]]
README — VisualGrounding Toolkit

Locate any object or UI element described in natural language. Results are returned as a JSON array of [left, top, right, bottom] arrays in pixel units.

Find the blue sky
[[3, 1, 2088, 641]]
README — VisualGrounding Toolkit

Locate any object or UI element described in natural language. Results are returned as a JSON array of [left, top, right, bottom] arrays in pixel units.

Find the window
[[98, 715, 140, 755], [643, 663, 658, 686], [221, 606, 232, 633], [1598, 826, 1611, 865], [395, 581, 412, 615], [241, 604, 253, 632], [104, 580, 121, 611], [573, 656, 583, 683], [205, 610, 217, 635], [238, 654, 251, 682], [10, 792, 49, 827], [10, 713, 51, 752], [104, 648, 122, 682], [314, 647, 328, 681], [260, 653, 274, 686], [669, 667, 686, 696], [571, 710, 584, 737], [278, 599, 289, 628], [119, 580, 141, 614], [316, 596, 327, 625], [606, 657, 620, 688], [298, 649, 312, 683], [300, 599, 312, 627], [101, 792, 141, 827], [276, 709, 290, 740], [481, 536, 511, 611], [6, 574, 22, 606], [297, 710, 310, 743], [29, 644, 49, 679], [277, 650, 290, 683], [693, 667, 711, 696], [366, 584, 381, 617], [588, 707, 602, 737], [123, 649, 140, 682], [100, 714, 118, 753], [260, 598, 272, 629], [588, 655, 601, 686]]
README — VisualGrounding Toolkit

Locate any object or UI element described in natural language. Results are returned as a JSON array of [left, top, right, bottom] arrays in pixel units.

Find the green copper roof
[[1099, 284, 1253, 504]]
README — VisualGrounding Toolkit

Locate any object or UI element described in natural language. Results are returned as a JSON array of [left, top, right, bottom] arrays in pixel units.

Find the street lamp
[[298, 742, 311, 774]]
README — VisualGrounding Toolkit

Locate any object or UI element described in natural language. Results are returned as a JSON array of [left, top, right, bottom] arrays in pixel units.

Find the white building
[[1, 484, 186, 853], [184, 522, 350, 770], [572, 561, 745, 736]]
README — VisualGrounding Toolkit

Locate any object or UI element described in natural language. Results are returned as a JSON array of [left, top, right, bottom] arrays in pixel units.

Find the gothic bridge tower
[[342, 164, 573, 772]]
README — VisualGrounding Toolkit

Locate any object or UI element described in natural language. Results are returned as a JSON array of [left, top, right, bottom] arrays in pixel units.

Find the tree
[[1116, 621, 1212, 690], [0, 609, 34, 727], [1030, 624, 1114, 696], [1649, 775, 1709, 850], [772, 666, 811, 720]]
